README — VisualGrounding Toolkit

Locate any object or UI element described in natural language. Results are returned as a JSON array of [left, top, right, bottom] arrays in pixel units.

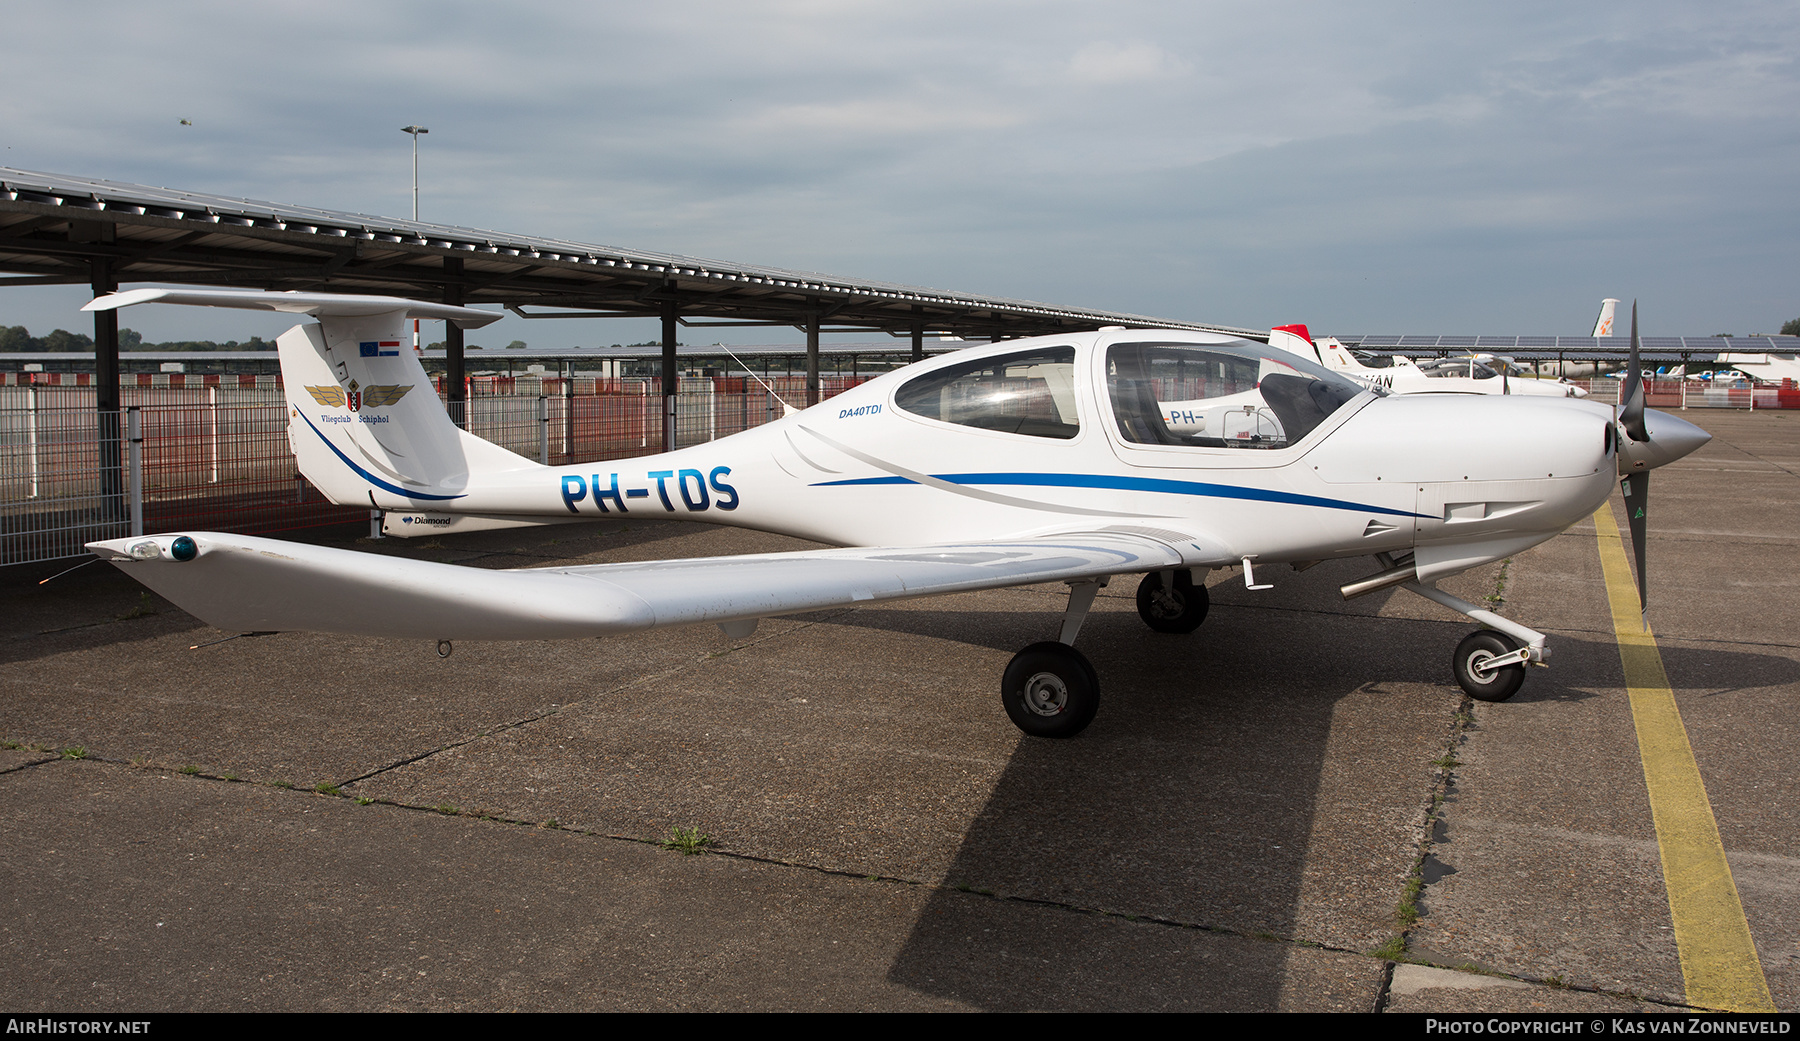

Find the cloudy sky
[[4, 1, 1797, 347]]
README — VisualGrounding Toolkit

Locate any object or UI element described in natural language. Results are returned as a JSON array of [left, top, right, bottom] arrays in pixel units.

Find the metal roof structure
[[1337, 334, 1800, 361], [0, 342, 962, 380], [0, 342, 950, 367], [0, 167, 1251, 339]]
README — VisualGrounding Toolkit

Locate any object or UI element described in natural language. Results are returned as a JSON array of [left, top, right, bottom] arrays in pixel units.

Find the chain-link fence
[[25, 371, 1782, 566], [1, 373, 867, 565], [1565, 377, 1800, 409]]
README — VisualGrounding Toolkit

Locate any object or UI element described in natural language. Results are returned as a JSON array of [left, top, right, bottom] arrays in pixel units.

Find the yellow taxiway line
[[1592, 504, 1774, 1012]]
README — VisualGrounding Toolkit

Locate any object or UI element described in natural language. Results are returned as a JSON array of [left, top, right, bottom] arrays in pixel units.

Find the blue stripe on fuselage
[[810, 472, 1424, 518], [297, 412, 466, 502]]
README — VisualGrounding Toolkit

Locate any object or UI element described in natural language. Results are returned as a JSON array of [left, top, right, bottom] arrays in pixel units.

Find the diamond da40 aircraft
[[85, 289, 1707, 738]]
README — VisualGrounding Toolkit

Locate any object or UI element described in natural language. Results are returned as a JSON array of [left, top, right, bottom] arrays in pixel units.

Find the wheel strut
[[1402, 581, 1551, 669]]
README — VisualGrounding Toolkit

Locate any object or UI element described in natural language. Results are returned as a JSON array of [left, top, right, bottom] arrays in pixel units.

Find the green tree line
[[0, 326, 275, 352]]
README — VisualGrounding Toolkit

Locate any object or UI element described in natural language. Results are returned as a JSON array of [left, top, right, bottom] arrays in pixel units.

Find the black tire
[[1135, 571, 1209, 634], [1001, 641, 1100, 738], [1453, 630, 1526, 702]]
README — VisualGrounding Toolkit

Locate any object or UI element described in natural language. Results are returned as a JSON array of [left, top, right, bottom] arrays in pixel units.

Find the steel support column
[[662, 294, 679, 451], [444, 256, 466, 428], [91, 257, 122, 522], [911, 308, 924, 364], [805, 302, 821, 407]]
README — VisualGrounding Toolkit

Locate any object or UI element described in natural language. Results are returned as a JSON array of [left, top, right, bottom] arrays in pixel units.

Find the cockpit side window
[[1106, 341, 1362, 449], [894, 347, 1079, 439], [1420, 358, 1498, 379]]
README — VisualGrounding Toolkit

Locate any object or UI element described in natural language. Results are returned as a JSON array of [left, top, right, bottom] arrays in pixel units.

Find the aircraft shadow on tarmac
[[0, 565, 212, 667], [844, 600, 1423, 1010], [10, 530, 1793, 1011], [819, 604, 1798, 1010]]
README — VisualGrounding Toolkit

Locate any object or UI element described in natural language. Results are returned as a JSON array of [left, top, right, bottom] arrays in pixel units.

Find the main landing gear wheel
[[1002, 641, 1099, 739], [1135, 571, 1209, 634], [1453, 630, 1526, 702]]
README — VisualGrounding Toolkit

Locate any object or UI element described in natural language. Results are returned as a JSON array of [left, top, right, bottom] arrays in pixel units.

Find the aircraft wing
[[88, 528, 1225, 641]]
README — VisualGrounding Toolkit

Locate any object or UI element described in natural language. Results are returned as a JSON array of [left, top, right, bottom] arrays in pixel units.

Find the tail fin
[[85, 289, 534, 508], [1267, 324, 1321, 364], [1309, 336, 1364, 373], [1592, 298, 1620, 337]]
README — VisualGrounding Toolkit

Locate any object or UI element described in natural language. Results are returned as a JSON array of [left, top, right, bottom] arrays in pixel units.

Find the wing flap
[[542, 535, 1186, 628], [88, 530, 1192, 641]]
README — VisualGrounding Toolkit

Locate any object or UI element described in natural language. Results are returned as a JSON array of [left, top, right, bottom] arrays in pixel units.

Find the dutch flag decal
[[359, 341, 402, 358]]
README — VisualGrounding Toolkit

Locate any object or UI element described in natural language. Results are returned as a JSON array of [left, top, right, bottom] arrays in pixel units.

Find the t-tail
[[84, 289, 556, 535], [1267, 324, 1322, 365], [1268, 325, 1402, 382], [1311, 336, 1365, 374], [1592, 298, 1620, 338]]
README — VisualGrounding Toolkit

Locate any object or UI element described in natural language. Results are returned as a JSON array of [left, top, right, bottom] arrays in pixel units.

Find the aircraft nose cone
[[1619, 409, 1712, 472], [1646, 409, 1711, 459]]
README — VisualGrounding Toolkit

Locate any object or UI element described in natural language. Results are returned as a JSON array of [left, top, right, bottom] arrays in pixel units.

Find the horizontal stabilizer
[[84, 288, 502, 327]]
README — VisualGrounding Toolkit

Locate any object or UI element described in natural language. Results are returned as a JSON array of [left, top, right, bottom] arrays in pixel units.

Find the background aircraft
[[1266, 325, 1587, 397], [1592, 298, 1620, 338], [84, 290, 1708, 737], [1706, 353, 1800, 384]]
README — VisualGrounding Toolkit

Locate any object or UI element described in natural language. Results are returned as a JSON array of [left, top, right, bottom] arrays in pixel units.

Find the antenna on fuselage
[[714, 343, 798, 417]]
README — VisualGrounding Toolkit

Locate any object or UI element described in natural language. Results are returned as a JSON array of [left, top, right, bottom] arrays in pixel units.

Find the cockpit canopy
[[1417, 357, 1500, 380], [891, 336, 1367, 450], [893, 346, 1081, 439], [1106, 340, 1366, 449]]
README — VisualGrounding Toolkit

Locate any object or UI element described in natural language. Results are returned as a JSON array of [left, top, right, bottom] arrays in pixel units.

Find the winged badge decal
[[304, 383, 411, 412], [361, 385, 413, 408]]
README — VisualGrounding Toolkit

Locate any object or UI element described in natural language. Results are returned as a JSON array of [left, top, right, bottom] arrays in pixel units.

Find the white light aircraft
[[1709, 352, 1800, 384], [84, 290, 1708, 738], [1266, 324, 1587, 398]]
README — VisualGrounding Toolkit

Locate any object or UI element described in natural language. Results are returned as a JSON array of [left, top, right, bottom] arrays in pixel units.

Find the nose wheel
[[1383, 574, 1548, 702], [1002, 641, 1099, 738], [1452, 630, 1527, 702]]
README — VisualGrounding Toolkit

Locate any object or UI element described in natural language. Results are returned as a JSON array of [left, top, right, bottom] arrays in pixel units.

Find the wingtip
[[82, 289, 170, 313]]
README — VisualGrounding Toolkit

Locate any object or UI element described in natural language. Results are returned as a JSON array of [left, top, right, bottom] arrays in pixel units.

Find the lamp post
[[401, 125, 428, 220], [401, 125, 429, 351]]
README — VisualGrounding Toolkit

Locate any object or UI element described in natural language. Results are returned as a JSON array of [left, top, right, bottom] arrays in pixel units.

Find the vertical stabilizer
[[1267, 324, 1321, 364], [279, 313, 538, 508], [83, 289, 530, 509], [1592, 298, 1620, 337], [1310, 336, 1364, 373]]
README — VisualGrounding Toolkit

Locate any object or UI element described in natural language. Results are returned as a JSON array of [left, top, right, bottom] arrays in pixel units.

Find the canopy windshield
[[1106, 340, 1367, 450]]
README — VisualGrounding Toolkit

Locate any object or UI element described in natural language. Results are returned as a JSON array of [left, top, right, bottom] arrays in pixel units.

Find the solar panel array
[[0, 167, 1258, 339], [1338, 334, 1800, 360]]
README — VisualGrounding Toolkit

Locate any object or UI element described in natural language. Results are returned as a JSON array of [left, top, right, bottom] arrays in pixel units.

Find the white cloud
[[1, 1, 1797, 338], [1068, 42, 1182, 84]]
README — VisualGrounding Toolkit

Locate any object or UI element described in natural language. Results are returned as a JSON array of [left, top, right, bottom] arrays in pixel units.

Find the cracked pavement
[[2, 410, 1793, 1012]]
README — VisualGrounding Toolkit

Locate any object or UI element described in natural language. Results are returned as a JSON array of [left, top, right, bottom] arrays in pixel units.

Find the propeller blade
[[1619, 301, 1649, 443], [1620, 471, 1650, 617]]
